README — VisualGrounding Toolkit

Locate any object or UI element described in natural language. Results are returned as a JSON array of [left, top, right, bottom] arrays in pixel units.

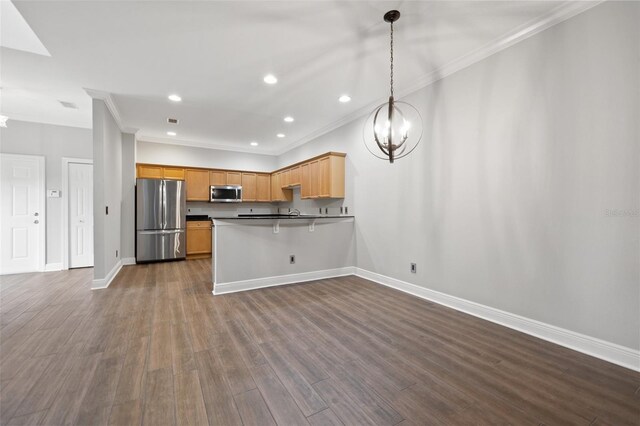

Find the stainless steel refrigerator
[[136, 178, 186, 262]]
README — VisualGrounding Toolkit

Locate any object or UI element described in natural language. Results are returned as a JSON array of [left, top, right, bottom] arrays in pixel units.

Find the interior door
[[69, 162, 94, 268], [0, 154, 44, 274]]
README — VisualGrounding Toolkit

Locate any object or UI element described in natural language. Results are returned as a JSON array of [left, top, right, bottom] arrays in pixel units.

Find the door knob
[[34, 220, 39, 224], [34, 212, 39, 216], [79, 220, 84, 223]]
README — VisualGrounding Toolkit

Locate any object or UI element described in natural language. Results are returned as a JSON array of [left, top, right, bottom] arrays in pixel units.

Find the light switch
[[47, 190, 61, 198]]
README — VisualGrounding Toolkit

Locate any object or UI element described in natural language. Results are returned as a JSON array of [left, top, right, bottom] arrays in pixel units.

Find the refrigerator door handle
[[162, 180, 167, 229], [138, 230, 184, 235]]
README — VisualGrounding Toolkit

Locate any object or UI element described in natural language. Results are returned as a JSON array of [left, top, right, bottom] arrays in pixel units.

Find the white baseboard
[[121, 257, 136, 266], [213, 267, 357, 295], [92, 260, 123, 290], [44, 262, 63, 272], [355, 268, 640, 372]]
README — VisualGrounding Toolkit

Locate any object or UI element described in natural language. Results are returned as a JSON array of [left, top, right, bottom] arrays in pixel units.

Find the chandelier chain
[[390, 21, 394, 97]]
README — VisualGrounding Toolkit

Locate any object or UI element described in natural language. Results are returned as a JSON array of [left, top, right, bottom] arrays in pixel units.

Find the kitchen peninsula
[[212, 215, 355, 294]]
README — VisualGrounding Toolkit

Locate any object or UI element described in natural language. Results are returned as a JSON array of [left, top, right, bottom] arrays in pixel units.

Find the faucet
[[288, 208, 301, 217]]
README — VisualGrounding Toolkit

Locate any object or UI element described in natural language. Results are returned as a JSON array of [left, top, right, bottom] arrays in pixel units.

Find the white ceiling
[[1, 1, 598, 155]]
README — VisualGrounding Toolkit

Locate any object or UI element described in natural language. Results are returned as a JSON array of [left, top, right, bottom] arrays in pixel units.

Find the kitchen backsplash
[[187, 188, 349, 217]]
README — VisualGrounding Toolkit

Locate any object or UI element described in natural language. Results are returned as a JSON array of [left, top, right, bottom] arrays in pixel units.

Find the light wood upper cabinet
[[209, 170, 226, 186], [300, 163, 310, 199], [319, 157, 330, 198], [226, 172, 242, 185], [308, 160, 320, 198], [289, 166, 301, 186], [271, 172, 293, 202], [136, 151, 345, 203], [137, 164, 164, 179], [162, 166, 185, 180], [300, 154, 345, 199], [241, 173, 257, 201], [256, 174, 271, 202], [280, 169, 290, 188], [185, 169, 210, 201], [137, 164, 185, 180]]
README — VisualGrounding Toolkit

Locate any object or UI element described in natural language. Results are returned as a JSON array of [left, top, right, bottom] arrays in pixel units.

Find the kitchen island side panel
[[212, 218, 355, 289]]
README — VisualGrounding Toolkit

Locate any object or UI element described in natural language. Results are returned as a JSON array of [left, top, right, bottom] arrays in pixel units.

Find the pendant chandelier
[[363, 10, 422, 163]]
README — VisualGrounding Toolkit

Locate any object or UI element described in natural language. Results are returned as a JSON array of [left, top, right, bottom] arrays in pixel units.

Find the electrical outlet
[[410, 263, 417, 273], [290, 255, 295, 264]]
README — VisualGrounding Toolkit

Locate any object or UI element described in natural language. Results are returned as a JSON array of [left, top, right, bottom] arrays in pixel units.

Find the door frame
[[0, 153, 46, 274], [61, 157, 93, 270]]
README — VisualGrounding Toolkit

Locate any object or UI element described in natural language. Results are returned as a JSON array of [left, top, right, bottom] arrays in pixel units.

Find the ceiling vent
[[167, 118, 179, 124], [59, 100, 78, 109]]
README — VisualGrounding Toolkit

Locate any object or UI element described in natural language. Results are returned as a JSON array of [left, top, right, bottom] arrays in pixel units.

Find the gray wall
[[277, 2, 640, 350], [136, 141, 277, 172], [121, 133, 136, 260], [0, 120, 92, 265], [93, 99, 123, 280]]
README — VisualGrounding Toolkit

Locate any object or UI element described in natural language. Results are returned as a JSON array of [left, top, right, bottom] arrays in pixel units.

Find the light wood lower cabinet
[[186, 221, 211, 259], [185, 169, 210, 201]]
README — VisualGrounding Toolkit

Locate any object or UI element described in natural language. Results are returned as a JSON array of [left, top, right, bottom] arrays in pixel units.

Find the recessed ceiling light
[[284, 116, 294, 123], [277, 133, 285, 138], [263, 74, 278, 85], [166, 131, 177, 136], [168, 94, 182, 102], [250, 141, 259, 146], [338, 95, 351, 103]]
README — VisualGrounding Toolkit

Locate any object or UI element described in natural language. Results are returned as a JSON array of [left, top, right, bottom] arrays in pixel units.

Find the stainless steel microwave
[[210, 185, 242, 203]]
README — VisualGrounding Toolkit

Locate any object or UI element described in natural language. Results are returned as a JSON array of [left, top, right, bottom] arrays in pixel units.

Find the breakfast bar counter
[[211, 215, 355, 295]]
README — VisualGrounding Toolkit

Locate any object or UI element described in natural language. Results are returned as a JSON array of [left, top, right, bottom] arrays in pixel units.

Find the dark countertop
[[212, 215, 354, 220], [186, 215, 212, 222]]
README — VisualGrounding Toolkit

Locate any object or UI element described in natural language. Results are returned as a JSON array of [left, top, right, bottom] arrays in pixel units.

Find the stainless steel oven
[[210, 185, 242, 203]]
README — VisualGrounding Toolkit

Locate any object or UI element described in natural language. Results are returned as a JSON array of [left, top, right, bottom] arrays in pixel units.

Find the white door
[[0, 154, 45, 274], [68, 162, 93, 268]]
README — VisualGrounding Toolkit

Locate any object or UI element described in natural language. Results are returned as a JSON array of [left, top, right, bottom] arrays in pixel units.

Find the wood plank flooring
[[1, 260, 638, 425]]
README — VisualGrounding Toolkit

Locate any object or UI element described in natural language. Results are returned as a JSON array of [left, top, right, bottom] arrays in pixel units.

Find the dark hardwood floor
[[1, 260, 638, 425]]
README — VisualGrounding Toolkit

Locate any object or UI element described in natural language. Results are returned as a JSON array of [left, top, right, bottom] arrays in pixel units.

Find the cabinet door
[[280, 169, 290, 188], [309, 160, 320, 198], [137, 164, 163, 179], [163, 167, 185, 180], [256, 174, 271, 202], [185, 169, 210, 201], [301, 163, 310, 198], [270, 173, 280, 201], [226, 172, 242, 185], [241, 173, 257, 201], [186, 222, 212, 255], [209, 170, 226, 186], [289, 166, 301, 186], [319, 157, 331, 198]]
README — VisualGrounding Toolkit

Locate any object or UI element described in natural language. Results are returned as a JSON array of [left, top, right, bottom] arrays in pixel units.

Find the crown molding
[[84, 88, 129, 133], [274, 0, 604, 156]]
